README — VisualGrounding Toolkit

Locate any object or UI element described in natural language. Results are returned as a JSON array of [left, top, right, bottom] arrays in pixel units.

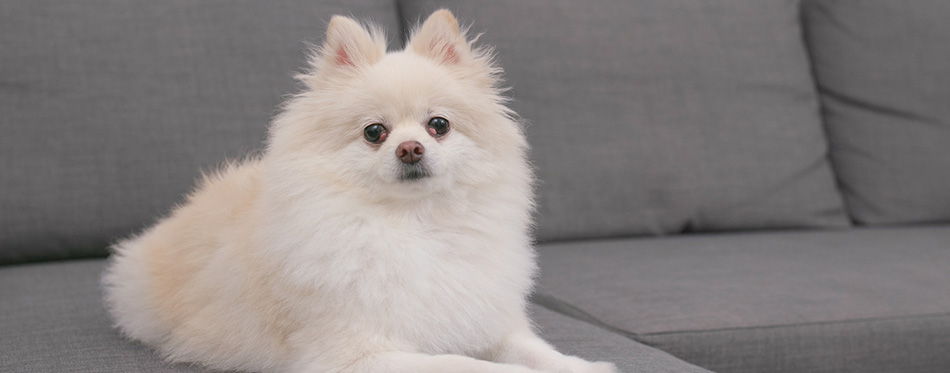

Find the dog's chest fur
[[275, 202, 535, 355]]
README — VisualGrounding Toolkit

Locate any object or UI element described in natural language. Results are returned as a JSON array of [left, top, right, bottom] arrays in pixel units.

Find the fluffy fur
[[102, 10, 617, 373]]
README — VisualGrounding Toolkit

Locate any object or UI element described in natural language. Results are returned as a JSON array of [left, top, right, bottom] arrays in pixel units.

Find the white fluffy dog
[[102, 9, 617, 373]]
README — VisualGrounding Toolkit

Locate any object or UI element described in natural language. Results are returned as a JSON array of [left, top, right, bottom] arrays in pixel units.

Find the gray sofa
[[3, 1, 949, 372]]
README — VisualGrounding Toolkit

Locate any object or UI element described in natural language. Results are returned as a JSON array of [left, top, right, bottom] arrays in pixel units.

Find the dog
[[103, 9, 617, 373]]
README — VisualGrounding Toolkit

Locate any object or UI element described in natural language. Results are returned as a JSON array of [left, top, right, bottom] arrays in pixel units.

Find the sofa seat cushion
[[0, 259, 205, 372], [0, 259, 711, 373], [535, 226, 950, 373], [532, 303, 712, 372]]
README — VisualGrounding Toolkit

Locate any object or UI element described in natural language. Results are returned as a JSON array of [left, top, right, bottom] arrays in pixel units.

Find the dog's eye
[[427, 117, 450, 136], [363, 123, 387, 144]]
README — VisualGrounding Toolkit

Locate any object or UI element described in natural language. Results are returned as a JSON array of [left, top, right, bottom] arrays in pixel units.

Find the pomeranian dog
[[103, 9, 616, 373]]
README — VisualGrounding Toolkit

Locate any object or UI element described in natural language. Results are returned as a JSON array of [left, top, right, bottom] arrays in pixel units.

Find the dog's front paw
[[552, 356, 618, 373], [586, 361, 618, 373]]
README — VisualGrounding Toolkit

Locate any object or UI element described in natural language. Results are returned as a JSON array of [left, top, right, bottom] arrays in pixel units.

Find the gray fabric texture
[[530, 305, 713, 373], [0, 0, 401, 265], [400, 0, 849, 242], [0, 258, 710, 373], [0, 259, 209, 372], [802, 0, 950, 225], [535, 225, 950, 372], [646, 313, 950, 373]]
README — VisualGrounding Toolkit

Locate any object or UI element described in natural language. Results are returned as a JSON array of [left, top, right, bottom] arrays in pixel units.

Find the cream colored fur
[[102, 10, 617, 373]]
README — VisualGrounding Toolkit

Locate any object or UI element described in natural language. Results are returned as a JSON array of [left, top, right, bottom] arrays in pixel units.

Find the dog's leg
[[489, 329, 618, 373], [343, 351, 544, 373]]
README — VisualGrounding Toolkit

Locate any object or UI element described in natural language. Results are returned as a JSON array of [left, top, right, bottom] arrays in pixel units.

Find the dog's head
[[268, 10, 527, 201]]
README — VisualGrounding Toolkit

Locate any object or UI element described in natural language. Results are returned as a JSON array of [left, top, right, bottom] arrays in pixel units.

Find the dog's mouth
[[399, 163, 430, 181]]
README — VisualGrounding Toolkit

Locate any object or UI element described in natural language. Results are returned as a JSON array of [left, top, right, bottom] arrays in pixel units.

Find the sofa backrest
[[402, 0, 852, 242], [0, 0, 401, 264], [802, 0, 950, 226], [4, 1, 950, 265]]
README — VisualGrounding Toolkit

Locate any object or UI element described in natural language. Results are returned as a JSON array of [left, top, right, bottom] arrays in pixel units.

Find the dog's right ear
[[316, 16, 385, 72]]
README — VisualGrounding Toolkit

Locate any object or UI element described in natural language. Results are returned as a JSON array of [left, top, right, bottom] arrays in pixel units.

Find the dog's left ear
[[408, 9, 471, 65]]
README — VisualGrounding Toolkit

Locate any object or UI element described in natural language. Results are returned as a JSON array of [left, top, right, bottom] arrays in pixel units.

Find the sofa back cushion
[[803, 0, 950, 225], [0, 0, 400, 264], [401, 0, 849, 242]]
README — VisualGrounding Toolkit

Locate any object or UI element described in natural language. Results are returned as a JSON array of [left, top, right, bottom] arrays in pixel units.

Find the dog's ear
[[320, 15, 385, 69], [409, 9, 471, 65]]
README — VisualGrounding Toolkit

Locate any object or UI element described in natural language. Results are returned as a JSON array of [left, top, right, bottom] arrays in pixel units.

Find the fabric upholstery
[[0, 258, 711, 372], [400, 0, 849, 242], [802, 0, 950, 225], [535, 225, 950, 372], [531, 305, 713, 373], [0, 0, 401, 265], [0, 259, 207, 372], [648, 313, 950, 373]]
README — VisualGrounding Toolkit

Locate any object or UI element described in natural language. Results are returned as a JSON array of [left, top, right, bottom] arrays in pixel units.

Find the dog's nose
[[396, 141, 425, 164]]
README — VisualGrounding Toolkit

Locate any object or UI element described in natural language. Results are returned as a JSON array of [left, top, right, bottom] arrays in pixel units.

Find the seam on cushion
[[799, 0, 857, 226], [531, 290, 950, 361], [530, 290, 720, 373], [529, 288, 647, 344], [639, 311, 950, 337], [531, 288, 950, 339], [393, 0, 409, 45]]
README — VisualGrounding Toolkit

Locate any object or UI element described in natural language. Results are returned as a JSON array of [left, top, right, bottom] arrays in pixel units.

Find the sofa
[[3, 1, 949, 372]]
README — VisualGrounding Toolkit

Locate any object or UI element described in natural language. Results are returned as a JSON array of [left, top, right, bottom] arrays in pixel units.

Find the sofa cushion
[[803, 0, 950, 225], [0, 0, 401, 265], [535, 226, 950, 372], [0, 259, 711, 373], [400, 0, 849, 242], [531, 304, 713, 373], [646, 313, 950, 373], [0, 259, 206, 372]]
